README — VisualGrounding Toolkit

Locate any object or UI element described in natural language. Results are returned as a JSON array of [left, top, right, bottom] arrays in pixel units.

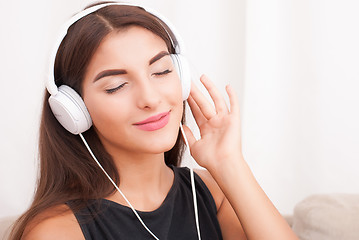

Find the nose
[[135, 77, 161, 110]]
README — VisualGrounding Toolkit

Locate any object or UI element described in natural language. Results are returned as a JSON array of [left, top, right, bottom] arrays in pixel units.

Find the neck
[[107, 151, 174, 211]]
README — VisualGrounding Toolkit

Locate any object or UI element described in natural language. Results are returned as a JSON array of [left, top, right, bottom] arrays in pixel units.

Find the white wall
[[243, 0, 359, 214], [0, 1, 48, 218]]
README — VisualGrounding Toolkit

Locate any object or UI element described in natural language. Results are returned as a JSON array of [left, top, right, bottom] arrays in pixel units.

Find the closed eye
[[105, 83, 127, 94], [152, 69, 172, 76]]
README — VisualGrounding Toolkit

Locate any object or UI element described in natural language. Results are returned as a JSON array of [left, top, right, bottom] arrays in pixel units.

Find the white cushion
[[292, 194, 359, 240]]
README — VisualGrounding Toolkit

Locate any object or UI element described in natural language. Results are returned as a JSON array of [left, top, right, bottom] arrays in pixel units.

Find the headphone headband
[[47, 1, 191, 135], [46, 1, 186, 96]]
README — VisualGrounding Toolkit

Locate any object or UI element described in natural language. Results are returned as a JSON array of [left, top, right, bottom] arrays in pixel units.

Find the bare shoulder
[[23, 204, 84, 240], [194, 168, 225, 211]]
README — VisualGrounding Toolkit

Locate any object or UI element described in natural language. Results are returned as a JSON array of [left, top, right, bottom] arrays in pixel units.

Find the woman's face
[[82, 26, 183, 157]]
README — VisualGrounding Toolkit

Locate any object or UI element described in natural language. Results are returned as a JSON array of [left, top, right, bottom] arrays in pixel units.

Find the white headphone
[[47, 2, 192, 135]]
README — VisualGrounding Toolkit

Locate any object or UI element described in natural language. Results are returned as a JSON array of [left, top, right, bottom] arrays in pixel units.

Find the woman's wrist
[[205, 152, 245, 176]]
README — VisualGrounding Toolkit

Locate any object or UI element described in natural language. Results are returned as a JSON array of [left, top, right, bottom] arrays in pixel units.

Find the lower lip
[[134, 112, 170, 131]]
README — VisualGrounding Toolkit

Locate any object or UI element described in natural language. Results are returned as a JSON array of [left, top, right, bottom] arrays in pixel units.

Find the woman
[[10, 2, 298, 239]]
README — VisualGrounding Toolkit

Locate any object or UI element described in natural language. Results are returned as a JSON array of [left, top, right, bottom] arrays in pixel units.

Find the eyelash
[[105, 83, 127, 94], [152, 69, 172, 76], [105, 70, 172, 94]]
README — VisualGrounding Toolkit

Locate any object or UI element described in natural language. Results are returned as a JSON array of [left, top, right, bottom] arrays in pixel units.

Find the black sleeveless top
[[68, 166, 223, 239]]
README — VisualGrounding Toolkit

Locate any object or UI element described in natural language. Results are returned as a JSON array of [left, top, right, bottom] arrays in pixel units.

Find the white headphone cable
[[79, 133, 160, 240], [79, 128, 201, 240], [180, 124, 202, 240]]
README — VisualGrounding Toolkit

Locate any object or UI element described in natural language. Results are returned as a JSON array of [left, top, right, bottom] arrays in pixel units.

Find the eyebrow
[[149, 51, 170, 65], [93, 51, 170, 82], [93, 69, 127, 82]]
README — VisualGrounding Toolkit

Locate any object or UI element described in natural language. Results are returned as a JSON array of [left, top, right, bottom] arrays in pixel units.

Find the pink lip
[[133, 111, 170, 131]]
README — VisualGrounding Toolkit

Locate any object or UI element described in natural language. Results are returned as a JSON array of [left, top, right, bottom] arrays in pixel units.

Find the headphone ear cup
[[170, 54, 191, 100], [48, 85, 92, 134]]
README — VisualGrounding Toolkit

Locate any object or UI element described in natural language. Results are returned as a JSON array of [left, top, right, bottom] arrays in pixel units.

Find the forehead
[[91, 26, 168, 65]]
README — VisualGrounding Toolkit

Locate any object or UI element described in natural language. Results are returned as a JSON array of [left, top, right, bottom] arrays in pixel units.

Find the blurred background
[[1, 0, 358, 218]]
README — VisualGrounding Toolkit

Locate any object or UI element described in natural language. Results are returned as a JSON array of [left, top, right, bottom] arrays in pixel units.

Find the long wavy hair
[[10, 2, 185, 239]]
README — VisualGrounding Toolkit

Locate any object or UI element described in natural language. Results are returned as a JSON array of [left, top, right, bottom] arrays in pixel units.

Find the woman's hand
[[183, 75, 298, 240], [182, 75, 249, 239], [182, 75, 243, 172]]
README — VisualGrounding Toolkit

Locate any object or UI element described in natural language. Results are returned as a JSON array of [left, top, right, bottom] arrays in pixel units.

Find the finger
[[187, 95, 207, 127], [190, 81, 217, 120], [226, 84, 240, 117], [200, 75, 229, 115]]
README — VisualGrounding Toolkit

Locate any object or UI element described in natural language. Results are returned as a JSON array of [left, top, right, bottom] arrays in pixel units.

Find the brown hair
[[10, 2, 185, 239]]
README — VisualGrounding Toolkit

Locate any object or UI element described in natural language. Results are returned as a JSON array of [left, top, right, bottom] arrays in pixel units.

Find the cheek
[[164, 76, 183, 103], [165, 80, 184, 124], [84, 92, 129, 133], [159, 76, 184, 118]]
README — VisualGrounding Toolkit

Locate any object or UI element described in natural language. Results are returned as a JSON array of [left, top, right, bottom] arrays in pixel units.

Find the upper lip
[[133, 111, 170, 125]]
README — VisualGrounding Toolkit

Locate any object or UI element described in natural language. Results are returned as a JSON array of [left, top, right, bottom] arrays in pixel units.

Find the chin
[[143, 133, 179, 154]]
